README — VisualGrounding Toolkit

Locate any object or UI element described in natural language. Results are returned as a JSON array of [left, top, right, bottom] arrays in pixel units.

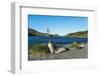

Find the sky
[[28, 15, 88, 36]]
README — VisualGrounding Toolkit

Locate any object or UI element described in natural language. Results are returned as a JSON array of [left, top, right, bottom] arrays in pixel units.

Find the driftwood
[[48, 41, 66, 54]]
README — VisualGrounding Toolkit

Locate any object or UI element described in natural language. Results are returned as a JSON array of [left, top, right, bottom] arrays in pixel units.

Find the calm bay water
[[28, 36, 88, 47]]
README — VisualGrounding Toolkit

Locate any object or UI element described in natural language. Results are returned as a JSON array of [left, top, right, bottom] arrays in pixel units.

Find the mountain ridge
[[65, 30, 88, 38], [28, 28, 88, 38]]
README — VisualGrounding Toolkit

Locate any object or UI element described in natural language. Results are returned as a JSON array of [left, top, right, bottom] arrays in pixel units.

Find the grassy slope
[[65, 30, 88, 38]]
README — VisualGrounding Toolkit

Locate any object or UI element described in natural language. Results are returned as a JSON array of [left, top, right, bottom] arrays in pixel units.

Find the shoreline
[[28, 43, 88, 60]]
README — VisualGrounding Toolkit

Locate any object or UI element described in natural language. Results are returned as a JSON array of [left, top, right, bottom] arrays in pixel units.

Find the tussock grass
[[69, 42, 79, 48], [29, 44, 50, 57]]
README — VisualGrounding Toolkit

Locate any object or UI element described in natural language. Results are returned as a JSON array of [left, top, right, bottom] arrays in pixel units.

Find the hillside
[[65, 30, 88, 38], [28, 28, 88, 38], [28, 28, 48, 36]]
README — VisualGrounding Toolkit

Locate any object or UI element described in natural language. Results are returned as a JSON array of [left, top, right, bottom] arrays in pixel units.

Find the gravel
[[28, 44, 88, 61]]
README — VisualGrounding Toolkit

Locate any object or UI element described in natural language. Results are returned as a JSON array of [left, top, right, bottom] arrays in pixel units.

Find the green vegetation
[[65, 30, 88, 38], [28, 28, 48, 36], [28, 42, 88, 60], [29, 27, 88, 38], [29, 44, 50, 57], [68, 42, 80, 49]]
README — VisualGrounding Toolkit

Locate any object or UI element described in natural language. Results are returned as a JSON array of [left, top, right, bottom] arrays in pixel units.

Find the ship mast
[[47, 28, 50, 35], [47, 28, 52, 38]]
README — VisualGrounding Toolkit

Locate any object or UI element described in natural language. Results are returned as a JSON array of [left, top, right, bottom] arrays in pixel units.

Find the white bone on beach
[[48, 41, 55, 54], [48, 41, 66, 54], [79, 44, 84, 48], [55, 47, 66, 54]]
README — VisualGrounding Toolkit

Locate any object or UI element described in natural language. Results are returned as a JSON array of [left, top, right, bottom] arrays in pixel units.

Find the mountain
[[28, 28, 48, 36], [65, 30, 88, 38], [28, 28, 88, 38], [28, 28, 61, 37]]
